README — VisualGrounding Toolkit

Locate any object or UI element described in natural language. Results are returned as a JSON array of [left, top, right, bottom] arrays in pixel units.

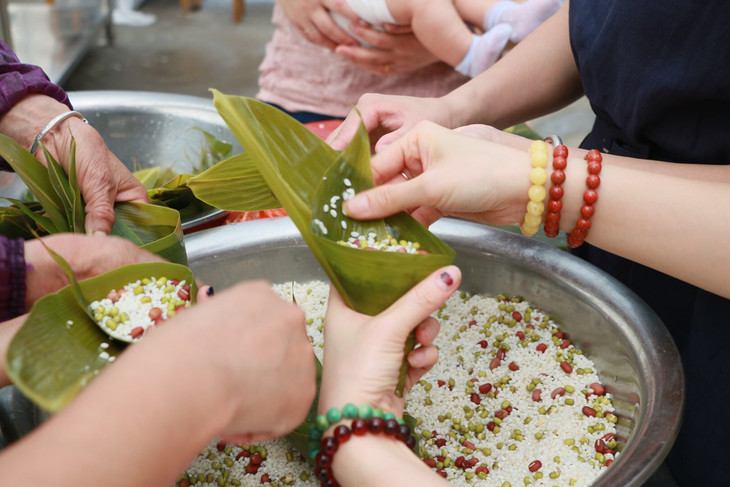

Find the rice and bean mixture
[[179, 281, 619, 487]]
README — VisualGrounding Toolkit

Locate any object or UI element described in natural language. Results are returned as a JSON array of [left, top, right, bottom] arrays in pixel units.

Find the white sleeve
[[345, 0, 397, 25]]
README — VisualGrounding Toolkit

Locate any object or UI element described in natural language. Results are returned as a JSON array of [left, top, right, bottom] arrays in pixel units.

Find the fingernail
[[344, 195, 369, 215], [438, 271, 454, 289], [92, 231, 106, 238], [206, 286, 215, 296]]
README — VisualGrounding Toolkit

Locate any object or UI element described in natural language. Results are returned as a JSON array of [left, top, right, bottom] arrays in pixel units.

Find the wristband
[[29, 110, 88, 155]]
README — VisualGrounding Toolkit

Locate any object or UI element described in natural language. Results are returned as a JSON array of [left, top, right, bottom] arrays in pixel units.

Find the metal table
[[0, 0, 113, 85]]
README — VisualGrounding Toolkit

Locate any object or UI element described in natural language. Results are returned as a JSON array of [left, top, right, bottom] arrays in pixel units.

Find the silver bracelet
[[543, 134, 564, 147], [29, 110, 89, 155]]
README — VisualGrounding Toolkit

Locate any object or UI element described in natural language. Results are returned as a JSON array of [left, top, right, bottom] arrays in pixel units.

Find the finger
[[410, 206, 443, 227], [373, 266, 461, 342], [407, 344, 439, 370], [415, 316, 440, 347], [301, 23, 338, 51], [347, 23, 398, 50], [314, 2, 360, 46], [455, 124, 532, 151], [196, 285, 215, 302], [334, 45, 392, 71], [324, 0, 360, 23], [382, 23, 413, 34], [83, 186, 117, 236], [115, 173, 151, 203], [326, 109, 365, 150], [373, 127, 407, 153]]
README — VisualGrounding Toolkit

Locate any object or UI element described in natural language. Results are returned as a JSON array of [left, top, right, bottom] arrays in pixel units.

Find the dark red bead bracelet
[[313, 417, 416, 486], [567, 149, 603, 248], [543, 142, 569, 239]]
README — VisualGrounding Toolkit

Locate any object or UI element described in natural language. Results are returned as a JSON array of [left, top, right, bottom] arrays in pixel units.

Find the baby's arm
[[386, 0, 475, 67]]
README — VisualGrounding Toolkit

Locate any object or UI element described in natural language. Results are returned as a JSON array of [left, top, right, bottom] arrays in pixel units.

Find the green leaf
[[186, 153, 280, 211], [5, 261, 196, 412], [40, 143, 75, 229], [2, 198, 58, 235], [68, 137, 86, 234], [112, 202, 188, 266], [133, 167, 162, 190], [0, 134, 69, 233]]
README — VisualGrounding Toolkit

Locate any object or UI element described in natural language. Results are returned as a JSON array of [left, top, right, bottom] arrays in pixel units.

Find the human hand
[[0, 94, 149, 235], [164, 281, 315, 443], [23, 234, 164, 310], [278, 0, 360, 50], [333, 23, 438, 75], [343, 122, 533, 227], [319, 266, 461, 416], [327, 94, 453, 152]]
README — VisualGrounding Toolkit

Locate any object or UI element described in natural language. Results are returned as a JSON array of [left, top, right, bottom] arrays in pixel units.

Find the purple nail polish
[[440, 272, 453, 287]]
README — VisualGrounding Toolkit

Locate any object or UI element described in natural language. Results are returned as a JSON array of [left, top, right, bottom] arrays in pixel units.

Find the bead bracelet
[[542, 135, 569, 239], [309, 404, 404, 459], [314, 417, 417, 487], [566, 149, 602, 248], [520, 140, 549, 237]]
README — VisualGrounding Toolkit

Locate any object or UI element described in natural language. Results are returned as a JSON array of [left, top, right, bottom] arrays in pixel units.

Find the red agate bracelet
[[566, 149, 602, 248], [542, 136, 568, 239], [314, 417, 417, 486]]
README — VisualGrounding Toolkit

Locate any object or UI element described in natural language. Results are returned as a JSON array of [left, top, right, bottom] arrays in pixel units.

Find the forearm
[[332, 434, 448, 487], [443, 1, 582, 128], [557, 151, 730, 298], [0, 94, 71, 152], [0, 325, 232, 487]]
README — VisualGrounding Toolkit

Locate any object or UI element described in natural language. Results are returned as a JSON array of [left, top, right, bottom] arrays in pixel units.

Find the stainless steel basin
[[184, 217, 684, 486], [0, 90, 242, 230]]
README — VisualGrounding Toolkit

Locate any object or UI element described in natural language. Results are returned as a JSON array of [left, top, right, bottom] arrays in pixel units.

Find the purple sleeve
[[0, 40, 73, 171], [0, 235, 26, 321]]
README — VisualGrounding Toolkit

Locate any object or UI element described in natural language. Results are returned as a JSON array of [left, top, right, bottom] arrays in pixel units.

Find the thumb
[[373, 128, 407, 153], [326, 111, 361, 150], [376, 265, 461, 341]]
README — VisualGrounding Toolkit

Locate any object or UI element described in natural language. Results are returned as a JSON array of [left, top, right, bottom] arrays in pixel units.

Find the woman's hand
[[319, 265, 461, 415], [327, 94, 453, 152], [23, 234, 164, 310], [278, 0, 360, 50], [343, 122, 533, 227], [161, 281, 316, 443], [0, 94, 149, 235]]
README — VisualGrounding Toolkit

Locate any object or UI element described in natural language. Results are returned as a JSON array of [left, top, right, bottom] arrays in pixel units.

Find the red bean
[[467, 458, 479, 468], [532, 389, 542, 402], [470, 393, 481, 405], [495, 409, 509, 419], [245, 464, 259, 475], [130, 327, 144, 339], [602, 433, 616, 442], [590, 382, 606, 396], [216, 441, 226, 451], [526, 324, 535, 329], [478, 340, 489, 349], [487, 422, 496, 431], [475, 466, 489, 475], [496, 348, 507, 360], [170, 279, 180, 286], [479, 383, 492, 394], [595, 438, 607, 453], [551, 387, 566, 399], [437, 380, 446, 387], [455, 456, 465, 468], [182, 283, 191, 292], [177, 288, 191, 301], [148, 307, 162, 320], [468, 320, 477, 327], [508, 361, 520, 371], [463, 441, 477, 451], [528, 460, 542, 472], [435, 438, 447, 447], [536, 343, 548, 353], [436, 455, 445, 462], [512, 311, 523, 322], [582, 406, 597, 417], [436, 469, 448, 478], [235, 451, 249, 460], [423, 458, 437, 468], [560, 361, 573, 373], [605, 459, 614, 467], [179, 480, 190, 487], [106, 291, 120, 303], [516, 331, 526, 341], [250, 453, 263, 465], [260, 473, 270, 483], [560, 340, 571, 349], [470, 378, 479, 383], [489, 357, 501, 370]]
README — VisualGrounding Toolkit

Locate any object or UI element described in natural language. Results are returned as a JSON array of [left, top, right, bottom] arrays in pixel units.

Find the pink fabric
[[257, 4, 468, 119]]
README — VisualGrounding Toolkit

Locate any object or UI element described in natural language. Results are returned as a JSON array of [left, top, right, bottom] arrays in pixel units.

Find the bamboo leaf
[[2, 198, 58, 235], [40, 143, 75, 229], [112, 202, 188, 266], [68, 137, 86, 234], [133, 167, 162, 190], [0, 134, 69, 232], [5, 261, 196, 412], [186, 153, 280, 211]]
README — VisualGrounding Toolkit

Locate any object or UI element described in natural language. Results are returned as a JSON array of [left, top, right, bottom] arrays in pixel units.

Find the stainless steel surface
[[3, 0, 112, 84], [0, 90, 241, 230], [185, 217, 684, 486]]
